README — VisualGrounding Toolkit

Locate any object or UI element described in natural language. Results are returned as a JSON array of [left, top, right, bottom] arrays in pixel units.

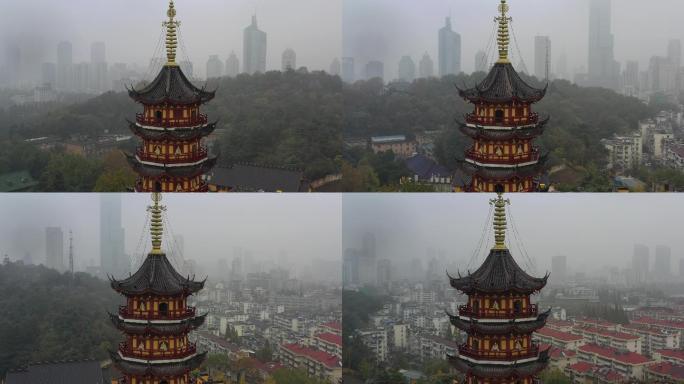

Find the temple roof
[[458, 62, 546, 103], [448, 309, 550, 335], [459, 154, 548, 178], [128, 120, 217, 140], [109, 312, 207, 335], [125, 153, 217, 178], [449, 349, 549, 378], [458, 115, 549, 140], [128, 65, 215, 105], [110, 351, 206, 376], [110, 253, 204, 296], [449, 248, 548, 294]]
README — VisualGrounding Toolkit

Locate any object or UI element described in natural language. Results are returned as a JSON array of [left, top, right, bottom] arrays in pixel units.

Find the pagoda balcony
[[136, 113, 208, 128], [458, 303, 539, 319], [136, 148, 208, 164], [465, 148, 540, 165], [119, 341, 197, 360], [458, 343, 539, 362], [465, 112, 540, 127], [119, 305, 196, 320]]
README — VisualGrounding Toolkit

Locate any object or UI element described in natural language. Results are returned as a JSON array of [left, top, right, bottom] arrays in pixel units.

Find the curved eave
[[449, 351, 549, 378], [448, 274, 549, 295], [460, 92, 545, 104], [128, 90, 216, 106], [125, 153, 217, 179], [127, 120, 218, 140], [110, 350, 206, 376], [108, 312, 207, 335], [110, 279, 206, 297], [458, 154, 549, 179], [457, 116, 549, 140], [447, 310, 550, 335]]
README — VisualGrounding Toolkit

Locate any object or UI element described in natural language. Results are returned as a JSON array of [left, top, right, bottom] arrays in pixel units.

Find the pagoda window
[[472, 300, 480, 314], [495, 146, 503, 157], [175, 146, 182, 155], [495, 109, 504, 123], [159, 302, 169, 317], [491, 300, 499, 310], [155, 110, 163, 121], [515, 339, 522, 350], [154, 145, 161, 155], [491, 341, 500, 352], [160, 340, 168, 352], [139, 301, 146, 311], [513, 300, 522, 315], [191, 110, 197, 120], [517, 144, 524, 154]]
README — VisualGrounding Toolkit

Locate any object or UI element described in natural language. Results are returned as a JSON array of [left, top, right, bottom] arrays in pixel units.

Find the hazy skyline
[[0, 194, 342, 280], [0, 0, 342, 80], [343, 194, 684, 276], [343, 0, 684, 80]]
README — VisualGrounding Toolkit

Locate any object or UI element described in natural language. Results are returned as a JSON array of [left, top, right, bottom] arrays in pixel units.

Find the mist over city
[[0, 193, 342, 283]]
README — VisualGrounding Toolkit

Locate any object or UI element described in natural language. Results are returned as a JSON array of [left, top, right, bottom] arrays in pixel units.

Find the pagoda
[[109, 193, 207, 383], [457, 0, 549, 193], [447, 188, 550, 384], [126, 0, 217, 192]]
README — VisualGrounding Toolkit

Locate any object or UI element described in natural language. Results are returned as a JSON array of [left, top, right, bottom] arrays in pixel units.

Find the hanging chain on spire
[[495, 0, 512, 63], [163, 0, 180, 66], [148, 192, 166, 254], [490, 190, 510, 249]]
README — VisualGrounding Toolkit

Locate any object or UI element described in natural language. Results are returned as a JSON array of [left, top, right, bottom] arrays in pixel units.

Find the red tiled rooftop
[[567, 361, 595, 373], [547, 318, 574, 327], [646, 362, 684, 380], [632, 317, 684, 330], [574, 326, 640, 341], [575, 317, 618, 328], [316, 332, 342, 346], [281, 343, 341, 369], [544, 344, 577, 360], [536, 327, 584, 342], [656, 349, 684, 361], [578, 344, 652, 365]]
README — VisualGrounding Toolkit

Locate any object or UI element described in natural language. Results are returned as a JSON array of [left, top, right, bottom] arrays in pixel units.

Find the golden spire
[[495, 0, 512, 63], [148, 192, 166, 254], [163, 0, 180, 66], [490, 190, 510, 250]]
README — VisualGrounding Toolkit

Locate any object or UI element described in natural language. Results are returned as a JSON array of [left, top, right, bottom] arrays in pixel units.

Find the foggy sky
[[342, 194, 684, 275], [0, 193, 341, 276], [0, 0, 342, 79], [343, 0, 684, 80]]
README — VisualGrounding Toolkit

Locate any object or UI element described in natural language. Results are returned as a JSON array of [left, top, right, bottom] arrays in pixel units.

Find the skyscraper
[[551, 255, 567, 284], [342, 57, 355, 83], [365, 60, 384, 81], [534, 36, 551, 80], [623, 60, 639, 94], [90, 42, 108, 93], [588, 0, 617, 89], [632, 244, 649, 284], [377, 259, 391, 289], [243, 15, 267, 75], [100, 194, 127, 277], [226, 51, 240, 77], [438, 17, 461, 77], [397, 55, 415, 82], [343, 248, 361, 286], [474, 50, 487, 73], [329, 58, 341, 76], [282, 48, 296, 71], [56, 41, 73, 91], [654, 245, 671, 279], [419, 53, 434, 78], [45, 227, 64, 272], [668, 39, 682, 70], [206, 55, 224, 79], [41, 62, 57, 88]]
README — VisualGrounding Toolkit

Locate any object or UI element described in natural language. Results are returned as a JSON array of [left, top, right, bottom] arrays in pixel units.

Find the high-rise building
[[456, 0, 548, 192], [206, 55, 223, 79], [329, 58, 341, 76], [100, 194, 127, 278], [56, 41, 73, 91], [474, 50, 488, 73], [377, 259, 391, 289], [343, 248, 361, 286], [365, 60, 384, 81], [126, 0, 217, 192], [359, 232, 377, 285], [654, 245, 671, 279], [282, 48, 296, 71], [45, 227, 64, 272], [73, 62, 90, 93], [419, 53, 434, 78], [41, 62, 57, 88], [243, 15, 267, 75], [623, 60, 639, 93], [397, 55, 415, 82], [588, 0, 618, 89], [551, 255, 567, 284], [341, 57, 355, 83], [632, 244, 649, 284], [438, 17, 461, 77], [534, 36, 551, 80], [90, 42, 108, 93], [648, 56, 675, 93], [668, 39, 682, 70], [448, 192, 549, 382], [109, 193, 206, 383], [225, 51, 240, 77]]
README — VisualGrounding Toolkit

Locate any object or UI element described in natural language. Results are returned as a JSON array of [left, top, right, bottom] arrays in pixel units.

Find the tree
[[539, 368, 572, 384], [93, 151, 136, 192], [271, 368, 327, 384]]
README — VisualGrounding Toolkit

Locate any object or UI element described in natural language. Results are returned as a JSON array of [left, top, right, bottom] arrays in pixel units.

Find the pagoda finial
[[490, 186, 510, 250], [495, 0, 512, 64], [148, 192, 166, 254], [163, 0, 180, 66]]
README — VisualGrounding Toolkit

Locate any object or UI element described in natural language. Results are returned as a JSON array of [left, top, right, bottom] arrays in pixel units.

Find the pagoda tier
[[447, 190, 549, 384], [126, 0, 217, 193], [456, 1, 549, 193], [109, 193, 206, 384]]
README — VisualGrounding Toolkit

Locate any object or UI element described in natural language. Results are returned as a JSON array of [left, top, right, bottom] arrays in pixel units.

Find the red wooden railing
[[136, 113, 208, 128], [465, 148, 540, 165], [136, 147, 208, 164], [466, 112, 540, 127], [119, 305, 196, 320], [458, 303, 538, 319], [459, 343, 539, 361], [119, 341, 196, 359]]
